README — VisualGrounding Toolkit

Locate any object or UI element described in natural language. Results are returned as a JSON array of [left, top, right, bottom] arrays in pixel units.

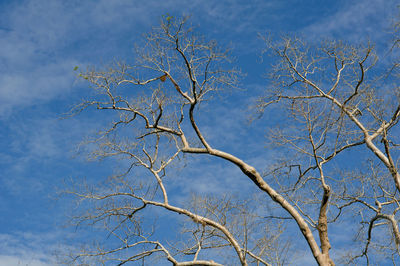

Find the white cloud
[[0, 0, 147, 118], [0, 256, 51, 266], [0, 1, 81, 117], [0, 60, 78, 118], [1, 0, 396, 118], [0, 114, 102, 196], [0, 232, 59, 266], [1, 1, 398, 265], [0, 0, 284, 118], [302, 0, 397, 43]]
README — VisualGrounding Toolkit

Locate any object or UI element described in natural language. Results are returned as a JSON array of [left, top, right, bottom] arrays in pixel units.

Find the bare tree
[[65, 15, 400, 266], [65, 16, 287, 266], [259, 31, 400, 265]]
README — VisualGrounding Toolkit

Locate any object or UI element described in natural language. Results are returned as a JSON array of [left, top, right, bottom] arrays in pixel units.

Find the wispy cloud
[[1, 0, 396, 118], [0, 0, 285, 118], [1, 1, 399, 264], [0, 232, 60, 266], [0, 0, 146, 118], [301, 0, 398, 43], [0, 1, 80, 117]]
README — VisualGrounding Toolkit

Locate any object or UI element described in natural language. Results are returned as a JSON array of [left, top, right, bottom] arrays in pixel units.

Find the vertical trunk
[[182, 147, 335, 265], [317, 186, 335, 266], [207, 149, 330, 265]]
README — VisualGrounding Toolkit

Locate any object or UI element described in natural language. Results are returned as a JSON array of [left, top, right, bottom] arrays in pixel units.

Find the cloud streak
[[0, 232, 60, 266], [1, 0, 399, 264], [0, 0, 286, 118], [301, 0, 398, 43]]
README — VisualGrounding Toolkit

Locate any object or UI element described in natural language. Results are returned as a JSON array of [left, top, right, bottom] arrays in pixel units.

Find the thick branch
[[183, 146, 327, 265]]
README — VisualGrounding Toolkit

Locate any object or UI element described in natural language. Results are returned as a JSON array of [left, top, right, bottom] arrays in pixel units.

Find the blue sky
[[0, 0, 398, 265]]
